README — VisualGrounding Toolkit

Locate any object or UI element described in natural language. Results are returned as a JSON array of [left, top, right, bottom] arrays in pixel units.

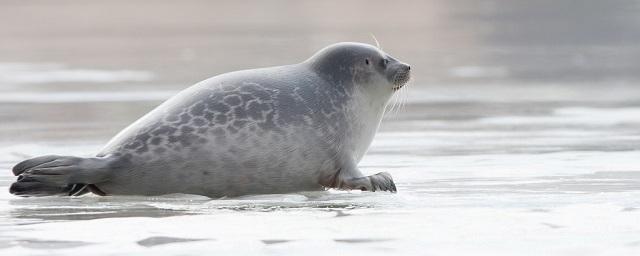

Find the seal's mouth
[[392, 69, 411, 91]]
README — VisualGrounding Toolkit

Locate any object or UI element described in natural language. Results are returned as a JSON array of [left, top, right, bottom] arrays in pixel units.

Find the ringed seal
[[10, 42, 411, 197]]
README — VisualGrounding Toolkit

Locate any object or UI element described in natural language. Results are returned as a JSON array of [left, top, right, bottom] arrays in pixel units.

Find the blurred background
[[1, 0, 639, 143], [1, 1, 640, 255]]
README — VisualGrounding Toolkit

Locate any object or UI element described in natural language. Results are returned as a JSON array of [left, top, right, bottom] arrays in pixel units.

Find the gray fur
[[10, 42, 411, 197]]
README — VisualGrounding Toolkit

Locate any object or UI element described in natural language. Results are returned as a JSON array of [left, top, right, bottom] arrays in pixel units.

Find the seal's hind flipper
[[12, 155, 62, 176], [9, 181, 73, 196], [9, 155, 113, 197]]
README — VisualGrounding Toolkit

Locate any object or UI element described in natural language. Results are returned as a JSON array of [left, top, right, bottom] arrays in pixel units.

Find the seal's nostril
[[407, 65, 411, 71]]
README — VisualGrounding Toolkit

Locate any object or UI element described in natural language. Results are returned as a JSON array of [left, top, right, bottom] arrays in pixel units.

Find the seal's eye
[[381, 59, 389, 68], [365, 58, 370, 65]]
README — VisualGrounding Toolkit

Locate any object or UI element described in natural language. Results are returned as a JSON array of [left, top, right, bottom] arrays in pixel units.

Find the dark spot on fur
[[136, 146, 148, 154], [211, 127, 225, 136], [125, 141, 142, 150], [190, 102, 206, 116], [152, 125, 177, 136], [150, 137, 162, 145], [232, 120, 248, 128], [179, 113, 191, 123], [247, 102, 270, 121], [233, 107, 248, 119], [177, 134, 194, 147], [215, 114, 228, 124], [240, 93, 254, 102], [204, 111, 215, 121], [137, 133, 151, 143], [223, 95, 242, 106], [193, 118, 207, 127], [209, 103, 230, 113], [181, 126, 195, 134]]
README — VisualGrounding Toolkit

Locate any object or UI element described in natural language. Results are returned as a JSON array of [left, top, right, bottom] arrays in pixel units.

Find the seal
[[9, 42, 411, 197]]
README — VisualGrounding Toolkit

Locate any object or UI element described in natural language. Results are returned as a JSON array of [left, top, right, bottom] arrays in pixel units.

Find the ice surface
[[1, 85, 639, 255]]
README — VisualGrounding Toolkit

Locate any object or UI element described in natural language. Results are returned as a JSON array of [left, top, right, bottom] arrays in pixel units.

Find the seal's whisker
[[370, 33, 382, 50], [397, 86, 405, 116], [396, 92, 403, 115], [395, 76, 410, 117], [382, 98, 389, 117], [395, 85, 404, 115], [403, 77, 413, 111], [395, 92, 402, 114], [387, 91, 399, 116], [383, 99, 393, 117], [382, 101, 390, 117], [400, 80, 410, 114], [391, 89, 402, 116]]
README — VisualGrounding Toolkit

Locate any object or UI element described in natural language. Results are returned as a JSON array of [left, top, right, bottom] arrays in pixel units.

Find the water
[[1, 1, 640, 255]]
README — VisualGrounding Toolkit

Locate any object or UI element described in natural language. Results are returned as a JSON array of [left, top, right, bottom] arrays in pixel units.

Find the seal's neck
[[347, 83, 392, 162]]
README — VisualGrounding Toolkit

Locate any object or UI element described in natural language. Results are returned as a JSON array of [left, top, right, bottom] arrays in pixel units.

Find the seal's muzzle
[[392, 63, 411, 91]]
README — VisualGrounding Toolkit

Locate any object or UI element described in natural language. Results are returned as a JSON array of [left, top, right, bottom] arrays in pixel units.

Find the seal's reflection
[[7, 192, 380, 221], [8, 196, 204, 221]]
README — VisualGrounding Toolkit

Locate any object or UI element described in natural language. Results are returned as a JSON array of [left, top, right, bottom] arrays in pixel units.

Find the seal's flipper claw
[[68, 184, 89, 196]]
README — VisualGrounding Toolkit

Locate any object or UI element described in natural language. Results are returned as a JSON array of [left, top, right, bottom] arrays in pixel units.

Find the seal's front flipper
[[345, 172, 397, 192], [10, 155, 113, 197], [366, 172, 397, 192], [321, 168, 397, 193]]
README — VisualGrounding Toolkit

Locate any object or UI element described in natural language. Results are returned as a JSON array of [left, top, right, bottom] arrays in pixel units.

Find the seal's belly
[[96, 127, 331, 197]]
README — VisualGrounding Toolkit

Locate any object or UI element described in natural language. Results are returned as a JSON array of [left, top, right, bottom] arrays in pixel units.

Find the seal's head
[[306, 42, 411, 100]]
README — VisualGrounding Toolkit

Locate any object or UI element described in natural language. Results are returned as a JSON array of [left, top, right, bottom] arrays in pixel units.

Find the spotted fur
[[10, 42, 410, 197]]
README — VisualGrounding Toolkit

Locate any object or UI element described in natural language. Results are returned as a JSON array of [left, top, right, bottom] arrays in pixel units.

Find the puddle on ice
[[136, 236, 210, 247]]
